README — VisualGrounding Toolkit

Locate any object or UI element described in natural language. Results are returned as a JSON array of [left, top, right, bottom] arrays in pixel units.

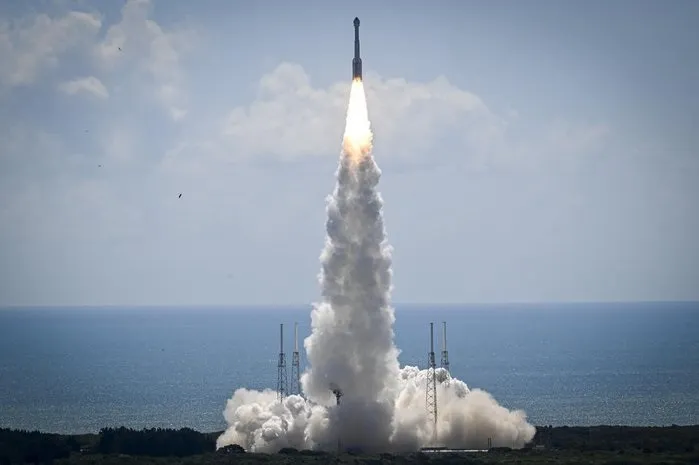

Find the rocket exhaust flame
[[215, 18, 536, 453], [343, 79, 373, 163]]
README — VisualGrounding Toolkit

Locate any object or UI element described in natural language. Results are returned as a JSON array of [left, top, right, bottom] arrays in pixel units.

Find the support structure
[[276, 323, 288, 401], [332, 387, 343, 405], [291, 322, 301, 396], [331, 385, 343, 453], [440, 321, 450, 375], [426, 322, 438, 439]]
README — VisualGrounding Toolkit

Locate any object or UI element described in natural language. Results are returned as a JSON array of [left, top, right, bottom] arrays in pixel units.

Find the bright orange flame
[[342, 78, 373, 164]]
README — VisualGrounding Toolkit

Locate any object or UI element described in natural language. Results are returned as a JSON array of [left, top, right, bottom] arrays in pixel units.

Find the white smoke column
[[301, 78, 401, 452], [216, 77, 537, 453]]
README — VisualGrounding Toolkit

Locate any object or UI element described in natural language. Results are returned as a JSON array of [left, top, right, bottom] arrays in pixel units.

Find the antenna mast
[[440, 321, 450, 375]]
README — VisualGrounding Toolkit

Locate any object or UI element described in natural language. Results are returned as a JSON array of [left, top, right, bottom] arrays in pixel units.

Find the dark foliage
[[0, 428, 80, 464], [278, 447, 298, 454], [487, 447, 512, 453], [532, 424, 699, 452], [2, 425, 699, 464], [96, 427, 214, 457], [217, 444, 245, 454], [299, 449, 329, 456]]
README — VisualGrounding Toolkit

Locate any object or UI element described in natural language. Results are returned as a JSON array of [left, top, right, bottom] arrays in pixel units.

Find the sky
[[0, 0, 698, 306]]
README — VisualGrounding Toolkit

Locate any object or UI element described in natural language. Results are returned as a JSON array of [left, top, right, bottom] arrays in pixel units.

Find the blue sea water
[[0, 302, 697, 434]]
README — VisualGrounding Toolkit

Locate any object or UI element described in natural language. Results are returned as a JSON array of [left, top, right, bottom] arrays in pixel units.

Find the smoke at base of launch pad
[[216, 78, 536, 453]]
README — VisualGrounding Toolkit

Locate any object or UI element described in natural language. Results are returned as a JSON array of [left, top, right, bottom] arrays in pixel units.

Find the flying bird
[[178, 193, 182, 198]]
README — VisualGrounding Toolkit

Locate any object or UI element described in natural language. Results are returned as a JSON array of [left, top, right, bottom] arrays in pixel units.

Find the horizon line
[[1, 300, 698, 310]]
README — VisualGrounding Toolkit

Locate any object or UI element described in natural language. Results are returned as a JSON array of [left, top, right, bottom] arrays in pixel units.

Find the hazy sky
[[1, 0, 697, 306]]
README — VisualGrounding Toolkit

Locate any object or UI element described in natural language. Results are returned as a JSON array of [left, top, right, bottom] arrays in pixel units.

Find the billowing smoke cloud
[[216, 80, 536, 453]]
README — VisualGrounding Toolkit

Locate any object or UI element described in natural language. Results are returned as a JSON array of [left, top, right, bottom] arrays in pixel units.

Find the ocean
[[0, 302, 697, 434]]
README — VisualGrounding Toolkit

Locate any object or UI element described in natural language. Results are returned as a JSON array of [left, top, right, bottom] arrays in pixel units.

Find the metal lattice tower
[[276, 323, 288, 400], [291, 322, 301, 396], [440, 321, 450, 375], [426, 322, 438, 438]]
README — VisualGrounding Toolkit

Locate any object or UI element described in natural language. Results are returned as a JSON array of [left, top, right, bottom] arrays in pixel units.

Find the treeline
[[0, 429, 80, 464], [1, 424, 699, 463], [96, 427, 214, 457], [533, 425, 699, 453], [0, 427, 215, 463]]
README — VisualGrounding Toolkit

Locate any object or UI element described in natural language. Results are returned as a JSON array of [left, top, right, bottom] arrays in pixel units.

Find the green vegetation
[[1, 425, 697, 464]]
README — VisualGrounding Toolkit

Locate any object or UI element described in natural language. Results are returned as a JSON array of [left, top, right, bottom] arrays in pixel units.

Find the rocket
[[352, 17, 362, 80]]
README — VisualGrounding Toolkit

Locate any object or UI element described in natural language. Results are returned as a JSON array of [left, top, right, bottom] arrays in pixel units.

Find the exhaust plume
[[300, 78, 400, 451], [217, 78, 536, 453]]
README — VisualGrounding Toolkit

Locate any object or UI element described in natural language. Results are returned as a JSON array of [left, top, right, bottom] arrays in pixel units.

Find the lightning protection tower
[[291, 322, 301, 396], [276, 323, 288, 400], [440, 321, 450, 375], [426, 322, 438, 439]]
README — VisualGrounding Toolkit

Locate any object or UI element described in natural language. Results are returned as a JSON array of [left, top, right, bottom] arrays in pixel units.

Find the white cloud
[[94, 0, 191, 120], [221, 63, 507, 165], [58, 76, 109, 99], [0, 10, 102, 87], [0, 0, 189, 121], [217, 63, 614, 176]]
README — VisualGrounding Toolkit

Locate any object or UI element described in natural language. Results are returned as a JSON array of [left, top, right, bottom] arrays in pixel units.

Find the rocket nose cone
[[354, 17, 360, 27]]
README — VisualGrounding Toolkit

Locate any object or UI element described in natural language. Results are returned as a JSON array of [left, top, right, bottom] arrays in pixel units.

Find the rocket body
[[352, 17, 362, 79]]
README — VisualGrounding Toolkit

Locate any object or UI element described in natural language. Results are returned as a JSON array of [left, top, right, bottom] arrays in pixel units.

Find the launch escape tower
[[277, 323, 288, 400], [426, 322, 438, 437], [291, 322, 301, 396], [440, 321, 450, 375]]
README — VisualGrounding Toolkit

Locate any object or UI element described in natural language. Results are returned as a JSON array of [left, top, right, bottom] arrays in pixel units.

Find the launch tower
[[291, 322, 301, 395], [276, 323, 288, 400], [426, 322, 438, 439]]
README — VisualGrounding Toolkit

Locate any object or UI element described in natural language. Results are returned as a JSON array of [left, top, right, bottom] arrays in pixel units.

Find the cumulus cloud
[[0, 0, 190, 120], [58, 76, 109, 99], [0, 10, 102, 87], [221, 63, 507, 165], [94, 0, 191, 120], [217, 64, 618, 174]]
